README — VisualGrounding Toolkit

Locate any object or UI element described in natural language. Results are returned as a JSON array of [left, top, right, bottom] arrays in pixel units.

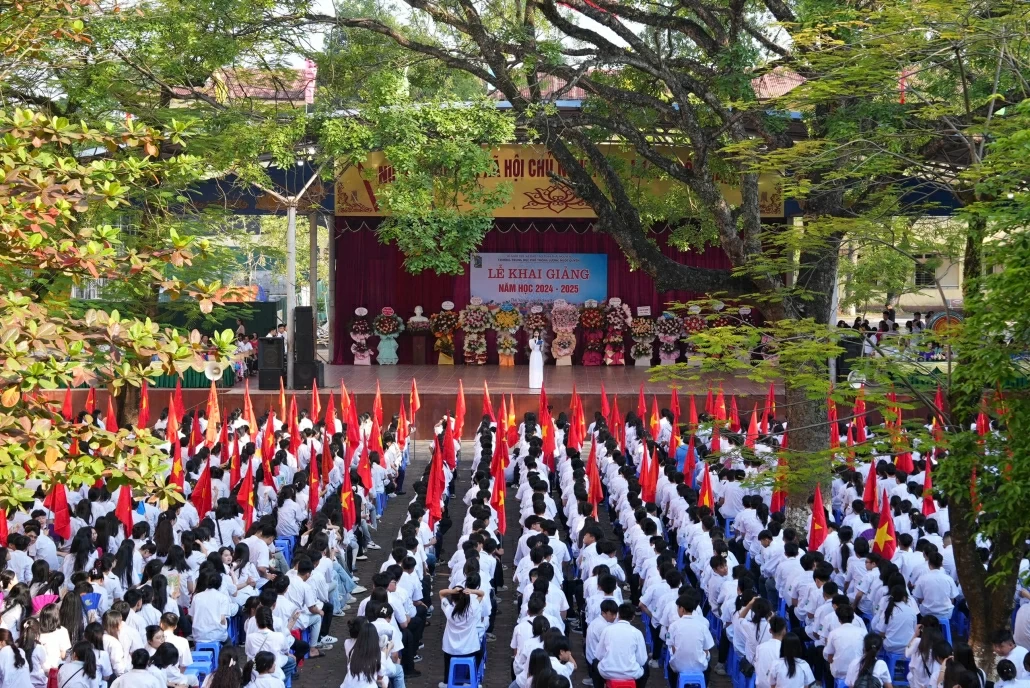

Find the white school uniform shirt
[[597, 620, 648, 680], [769, 658, 816, 688], [190, 588, 231, 641], [825, 623, 866, 678], [911, 569, 957, 617], [755, 638, 782, 688], [440, 595, 484, 655], [0, 644, 32, 688], [667, 613, 715, 673]]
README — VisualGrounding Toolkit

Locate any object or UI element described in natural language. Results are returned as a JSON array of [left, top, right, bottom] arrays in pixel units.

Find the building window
[[914, 260, 936, 287]]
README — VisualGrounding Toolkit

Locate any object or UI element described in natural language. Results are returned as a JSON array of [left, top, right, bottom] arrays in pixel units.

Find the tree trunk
[[946, 211, 1018, 673]]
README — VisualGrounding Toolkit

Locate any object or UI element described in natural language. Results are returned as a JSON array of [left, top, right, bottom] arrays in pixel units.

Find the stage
[[224, 364, 778, 436]]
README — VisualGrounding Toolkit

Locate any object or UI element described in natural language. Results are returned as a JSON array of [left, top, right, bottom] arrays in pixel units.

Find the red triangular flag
[[729, 396, 741, 433], [715, 386, 727, 422], [138, 380, 151, 429], [862, 464, 879, 512], [809, 485, 827, 550], [105, 395, 118, 433], [204, 382, 220, 446], [278, 377, 287, 422], [308, 448, 320, 517], [426, 442, 445, 530], [373, 380, 383, 428], [339, 452, 357, 531], [172, 378, 184, 419], [688, 395, 698, 429], [192, 459, 213, 517], [61, 388, 73, 423], [600, 383, 610, 420], [483, 381, 495, 423], [585, 440, 603, 518], [114, 485, 133, 537], [684, 434, 696, 481], [410, 378, 421, 418], [670, 388, 681, 421], [237, 460, 255, 529], [922, 461, 936, 515], [229, 433, 241, 488], [455, 379, 466, 439], [311, 379, 321, 422], [357, 442, 373, 491], [650, 396, 661, 439], [745, 404, 759, 449], [85, 386, 97, 416], [637, 384, 646, 421], [44, 483, 71, 540], [287, 395, 301, 457]]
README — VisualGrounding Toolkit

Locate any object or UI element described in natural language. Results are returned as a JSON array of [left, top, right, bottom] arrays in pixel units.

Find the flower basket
[[551, 331, 576, 363], [579, 306, 605, 330], [430, 310, 460, 359], [373, 313, 404, 338], [407, 318, 432, 334], [463, 332, 488, 365], [493, 306, 523, 333], [550, 303, 580, 332]]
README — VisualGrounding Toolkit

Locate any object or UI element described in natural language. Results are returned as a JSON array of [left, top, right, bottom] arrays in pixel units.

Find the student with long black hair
[[0, 627, 30, 688], [109, 649, 162, 688], [341, 619, 384, 688], [845, 634, 892, 688], [769, 633, 816, 688], [55, 640, 99, 688], [439, 585, 487, 685]]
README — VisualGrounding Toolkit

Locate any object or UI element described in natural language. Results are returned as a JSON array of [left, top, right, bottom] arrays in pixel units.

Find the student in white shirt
[[994, 631, 1030, 680], [439, 586, 486, 685], [55, 640, 103, 688], [996, 659, 1030, 688], [769, 633, 816, 688], [667, 591, 715, 684], [597, 603, 649, 687], [109, 649, 163, 688], [911, 552, 957, 619], [845, 634, 893, 688], [0, 628, 32, 688], [872, 586, 917, 655]]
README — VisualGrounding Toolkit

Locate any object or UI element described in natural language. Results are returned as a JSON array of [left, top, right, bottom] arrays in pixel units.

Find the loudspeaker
[[836, 334, 864, 382], [294, 306, 315, 362], [294, 361, 324, 390], [258, 337, 285, 370], [258, 369, 284, 391]]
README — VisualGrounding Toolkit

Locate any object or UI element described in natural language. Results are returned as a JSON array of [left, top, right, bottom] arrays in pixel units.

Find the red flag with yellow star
[[105, 395, 119, 433], [340, 454, 357, 531], [873, 498, 897, 559], [809, 485, 827, 550], [507, 394, 518, 448], [600, 383, 610, 421], [229, 433, 241, 488], [698, 463, 714, 510], [308, 445, 320, 517], [410, 378, 420, 418], [862, 464, 879, 512], [490, 450, 507, 535], [636, 384, 646, 421], [745, 404, 759, 449], [357, 442, 373, 491], [729, 396, 740, 433], [278, 377, 287, 421], [715, 386, 727, 422], [426, 441, 445, 530], [236, 460, 255, 529], [650, 396, 660, 439], [397, 397, 408, 450]]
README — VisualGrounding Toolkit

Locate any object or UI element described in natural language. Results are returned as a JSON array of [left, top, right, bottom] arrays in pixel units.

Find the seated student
[[56, 640, 101, 688], [109, 649, 164, 688], [756, 616, 788, 688], [994, 630, 1030, 680], [545, 631, 577, 680], [584, 599, 619, 688], [597, 603, 649, 688], [667, 592, 716, 687], [439, 585, 487, 685], [769, 633, 817, 688], [825, 605, 867, 680], [846, 634, 893, 688], [250, 650, 287, 688], [996, 659, 1030, 688], [514, 616, 552, 686], [150, 642, 197, 687]]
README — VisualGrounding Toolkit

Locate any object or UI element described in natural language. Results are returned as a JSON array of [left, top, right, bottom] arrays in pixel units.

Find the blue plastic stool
[[724, 517, 735, 539], [275, 538, 294, 567], [676, 671, 707, 688], [882, 653, 910, 687], [935, 616, 953, 643], [835, 679, 848, 688], [447, 657, 479, 688], [186, 647, 215, 681], [194, 642, 221, 668]]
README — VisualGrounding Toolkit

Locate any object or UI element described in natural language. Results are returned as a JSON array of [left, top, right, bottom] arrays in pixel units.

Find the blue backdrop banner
[[469, 252, 608, 305]]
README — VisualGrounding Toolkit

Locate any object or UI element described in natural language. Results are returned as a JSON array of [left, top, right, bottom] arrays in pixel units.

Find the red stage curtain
[[332, 218, 735, 364]]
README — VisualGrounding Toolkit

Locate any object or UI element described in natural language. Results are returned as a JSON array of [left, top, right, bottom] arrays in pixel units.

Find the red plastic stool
[[605, 680, 638, 688]]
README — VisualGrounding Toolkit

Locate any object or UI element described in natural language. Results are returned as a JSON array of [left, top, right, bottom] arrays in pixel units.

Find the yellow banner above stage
[[334, 144, 784, 218]]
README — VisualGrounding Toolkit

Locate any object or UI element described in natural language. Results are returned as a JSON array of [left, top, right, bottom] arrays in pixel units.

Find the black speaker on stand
[[257, 337, 285, 390], [294, 306, 315, 363]]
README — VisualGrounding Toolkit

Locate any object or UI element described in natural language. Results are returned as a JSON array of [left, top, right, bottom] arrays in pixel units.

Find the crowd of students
[[0, 386, 1021, 688]]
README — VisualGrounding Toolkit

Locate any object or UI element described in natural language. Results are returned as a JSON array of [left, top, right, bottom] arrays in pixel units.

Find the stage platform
[[225, 365, 777, 436]]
